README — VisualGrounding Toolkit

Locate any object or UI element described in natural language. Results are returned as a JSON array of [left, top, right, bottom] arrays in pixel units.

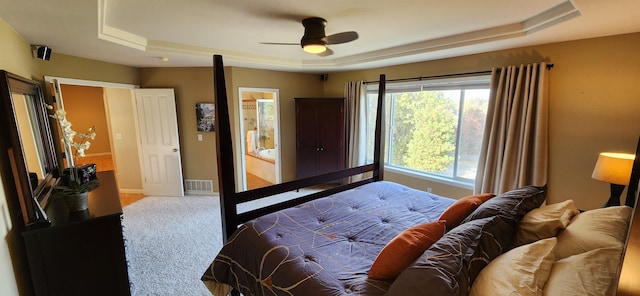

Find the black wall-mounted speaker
[[36, 46, 52, 61], [320, 74, 328, 81]]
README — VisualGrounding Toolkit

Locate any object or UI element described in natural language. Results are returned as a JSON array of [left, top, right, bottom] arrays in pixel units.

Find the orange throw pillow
[[369, 220, 446, 280], [439, 193, 495, 229]]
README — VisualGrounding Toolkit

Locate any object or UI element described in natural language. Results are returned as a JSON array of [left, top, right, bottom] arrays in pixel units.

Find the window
[[366, 75, 491, 186]]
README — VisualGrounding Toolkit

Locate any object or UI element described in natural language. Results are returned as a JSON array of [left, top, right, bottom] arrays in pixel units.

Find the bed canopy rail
[[212, 55, 387, 241]]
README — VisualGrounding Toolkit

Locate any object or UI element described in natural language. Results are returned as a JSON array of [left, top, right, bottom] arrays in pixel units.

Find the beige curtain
[[344, 81, 367, 182], [475, 63, 550, 194]]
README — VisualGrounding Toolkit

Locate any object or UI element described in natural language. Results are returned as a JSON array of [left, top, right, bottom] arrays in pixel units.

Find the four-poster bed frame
[[212, 55, 387, 242], [207, 54, 640, 295]]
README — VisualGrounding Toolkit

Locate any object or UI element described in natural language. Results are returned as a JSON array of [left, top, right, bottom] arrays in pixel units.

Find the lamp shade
[[591, 152, 635, 185]]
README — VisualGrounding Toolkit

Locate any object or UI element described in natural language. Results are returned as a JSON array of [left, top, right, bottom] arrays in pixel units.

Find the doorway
[[238, 87, 281, 190], [44, 76, 184, 202]]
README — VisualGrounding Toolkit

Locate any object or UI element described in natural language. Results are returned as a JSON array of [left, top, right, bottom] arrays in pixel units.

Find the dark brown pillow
[[369, 220, 446, 280], [439, 193, 495, 229], [462, 185, 547, 223], [387, 215, 517, 296]]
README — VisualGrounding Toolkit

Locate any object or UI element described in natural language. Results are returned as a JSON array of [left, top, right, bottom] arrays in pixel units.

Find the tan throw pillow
[[438, 193, 495, 229], [516, 199, 580, 246], [469, 237, 557, 296], [543, 247, 623, 296], [368, 220, 446, 280], [555, 206, 632, 260]]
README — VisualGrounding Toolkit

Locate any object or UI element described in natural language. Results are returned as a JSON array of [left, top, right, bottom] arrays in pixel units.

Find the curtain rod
[[364, 63, 554, 84]]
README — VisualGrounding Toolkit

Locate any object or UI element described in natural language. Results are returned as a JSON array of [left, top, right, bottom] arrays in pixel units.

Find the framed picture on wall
[[196, 102, 215, 132]]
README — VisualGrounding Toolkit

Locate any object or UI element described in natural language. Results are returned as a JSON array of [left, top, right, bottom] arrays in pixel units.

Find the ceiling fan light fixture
[[303, 43, 327, 54], [261, 16, 355, 57]]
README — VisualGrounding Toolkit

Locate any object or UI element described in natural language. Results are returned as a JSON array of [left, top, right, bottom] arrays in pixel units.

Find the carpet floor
[[122, 195, 222, 296], [122, 186, 334, 295]]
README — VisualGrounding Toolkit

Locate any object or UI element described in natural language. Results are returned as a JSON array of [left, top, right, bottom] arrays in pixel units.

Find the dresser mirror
[[0, 70, 59, 227]]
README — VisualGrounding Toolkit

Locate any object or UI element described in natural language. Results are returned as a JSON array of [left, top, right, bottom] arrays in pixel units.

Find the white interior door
[[134, 89, 184, 196]]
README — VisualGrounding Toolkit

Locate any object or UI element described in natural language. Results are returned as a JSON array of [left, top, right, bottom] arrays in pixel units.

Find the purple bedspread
[[202, 181, 455, 296]]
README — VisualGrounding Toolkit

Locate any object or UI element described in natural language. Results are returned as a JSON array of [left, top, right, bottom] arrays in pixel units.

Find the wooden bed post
[[213, 55, 238, 242], [617, 136, 640, 295], [625, 136, 640, 208], [211, 55, 389, 241], [373, 74, 386, 181]]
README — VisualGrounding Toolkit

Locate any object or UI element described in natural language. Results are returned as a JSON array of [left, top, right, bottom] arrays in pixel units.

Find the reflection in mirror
[[1, 70, 59, 227], [14, 93, 47, 180], [238, 88, 281, 191]]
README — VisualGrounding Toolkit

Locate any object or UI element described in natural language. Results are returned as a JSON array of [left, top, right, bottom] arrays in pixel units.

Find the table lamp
[[591, 152, 635, 207]]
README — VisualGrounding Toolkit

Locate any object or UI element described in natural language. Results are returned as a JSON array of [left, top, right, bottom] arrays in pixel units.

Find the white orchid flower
[[47, 105, 97, 164]]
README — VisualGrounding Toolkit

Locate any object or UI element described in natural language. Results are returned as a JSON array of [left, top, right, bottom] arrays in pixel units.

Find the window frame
[[365, 74, 491, 188]]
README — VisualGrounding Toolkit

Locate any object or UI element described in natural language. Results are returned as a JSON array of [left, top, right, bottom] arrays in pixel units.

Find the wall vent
[[185, 179, 214, 195]]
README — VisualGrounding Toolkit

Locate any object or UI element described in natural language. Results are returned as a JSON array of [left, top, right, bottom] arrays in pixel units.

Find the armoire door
[[295, 98, 345, 179], [295, 100, 319, 179]]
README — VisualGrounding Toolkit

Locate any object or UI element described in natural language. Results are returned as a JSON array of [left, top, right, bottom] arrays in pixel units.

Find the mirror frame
[[0, 70, 59, 227]]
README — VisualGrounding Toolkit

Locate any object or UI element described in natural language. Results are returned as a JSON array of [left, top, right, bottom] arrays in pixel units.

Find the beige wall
[[139, 66, 324, 191], [59, 85, 111, 155], [104, 88, 144, 193], [0, 18, 35, 78], [139, 67, 219, 191], [324, 33, 640, 210], [229, 67, 324, 184], [0, 17, 39, 296], [3, 12, 640, 293], [0, 17, 141, 295], [36, 54, 140, 87]]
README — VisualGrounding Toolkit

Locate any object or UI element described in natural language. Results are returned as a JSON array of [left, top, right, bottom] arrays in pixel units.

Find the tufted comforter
[[202, 181, 455, 296]]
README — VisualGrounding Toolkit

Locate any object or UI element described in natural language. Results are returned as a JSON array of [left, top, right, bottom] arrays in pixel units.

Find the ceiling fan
[[260, 17, 358, 56]]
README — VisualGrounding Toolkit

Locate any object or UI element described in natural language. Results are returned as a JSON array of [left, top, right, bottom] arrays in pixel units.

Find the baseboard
[[119, 189, 144, 194], [184, 190, 217, 196]]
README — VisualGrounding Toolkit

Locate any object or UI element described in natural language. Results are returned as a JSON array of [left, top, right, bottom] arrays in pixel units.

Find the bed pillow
[[439, 193, 496, 229], [515, 199, 580, 246], [554, 205, 632, 260], [387, 215, 517, 296], [462, 185, 547, 223], [543, 246, 623, 296], [368, 220, 446, 280], [469, 237, 557, 296]]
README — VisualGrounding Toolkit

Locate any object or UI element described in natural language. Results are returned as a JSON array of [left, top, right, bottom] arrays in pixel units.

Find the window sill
[[384, 166, 475, 190]]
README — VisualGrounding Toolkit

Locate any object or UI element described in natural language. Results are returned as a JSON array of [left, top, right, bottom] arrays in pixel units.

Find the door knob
[[172, 148, 179, 152]]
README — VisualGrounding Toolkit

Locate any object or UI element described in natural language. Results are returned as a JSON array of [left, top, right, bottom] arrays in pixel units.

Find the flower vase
[[63, 191, 89, 212]]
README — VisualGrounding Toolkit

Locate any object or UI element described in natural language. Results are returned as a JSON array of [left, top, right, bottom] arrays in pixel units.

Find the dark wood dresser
[[22, 170, 131, 296], [295, 98, 346, 179]]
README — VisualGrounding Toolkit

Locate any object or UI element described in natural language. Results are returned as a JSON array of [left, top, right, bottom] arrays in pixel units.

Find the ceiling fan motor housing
[[301, 17, 328, 47]]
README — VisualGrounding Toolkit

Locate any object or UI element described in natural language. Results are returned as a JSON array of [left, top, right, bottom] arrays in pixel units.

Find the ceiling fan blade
[[259, 42, 299, 45], [316, 47, 334, 57], [324, 31, 358, 45]]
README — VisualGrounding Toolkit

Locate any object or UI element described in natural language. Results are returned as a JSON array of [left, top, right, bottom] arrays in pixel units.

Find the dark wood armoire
[[295, 98, 346, 180]]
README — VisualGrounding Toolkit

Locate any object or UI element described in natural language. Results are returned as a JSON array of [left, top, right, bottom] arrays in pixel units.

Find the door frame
[[44, 76, 143, 193], [238, 87, 281, 190]]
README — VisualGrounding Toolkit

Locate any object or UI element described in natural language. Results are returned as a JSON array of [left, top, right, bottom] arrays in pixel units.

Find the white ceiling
[[1, 0, 639, 73]]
